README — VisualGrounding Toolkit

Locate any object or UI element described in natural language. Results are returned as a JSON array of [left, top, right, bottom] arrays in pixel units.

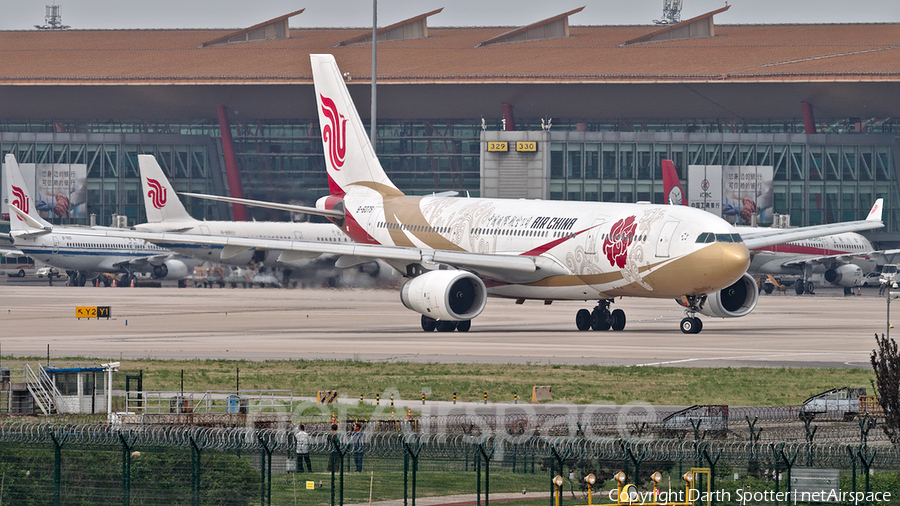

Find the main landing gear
[[575, 299, 625, 331], [421, 315, 471, 332], [680, 295, 706, 334]]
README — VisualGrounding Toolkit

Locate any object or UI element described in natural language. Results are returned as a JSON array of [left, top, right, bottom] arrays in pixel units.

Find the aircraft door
[[52, 236, 60, 255], [655, 221, 680, 258], [199, 225, 211, 236], [584, 218, 605, 257]]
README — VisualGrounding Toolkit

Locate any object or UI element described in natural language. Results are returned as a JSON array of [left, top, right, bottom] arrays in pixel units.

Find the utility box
[[226, 395, 248, 414]]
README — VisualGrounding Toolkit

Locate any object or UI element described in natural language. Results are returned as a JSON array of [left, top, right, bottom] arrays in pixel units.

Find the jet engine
[[152, 259, 189, 280], [400, 270, 487, 321], [698, 272, 759, 318], [824, 264, 863, 287]]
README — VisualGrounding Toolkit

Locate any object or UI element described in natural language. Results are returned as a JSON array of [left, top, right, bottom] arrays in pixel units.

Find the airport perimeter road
[[0, 285, 887, 368]]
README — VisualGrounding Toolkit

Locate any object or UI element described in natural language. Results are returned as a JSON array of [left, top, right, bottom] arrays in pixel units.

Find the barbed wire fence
[[0, 418, 899, 506]]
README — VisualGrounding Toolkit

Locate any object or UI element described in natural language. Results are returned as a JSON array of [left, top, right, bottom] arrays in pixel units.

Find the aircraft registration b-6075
[[37, 54, 884, 333]]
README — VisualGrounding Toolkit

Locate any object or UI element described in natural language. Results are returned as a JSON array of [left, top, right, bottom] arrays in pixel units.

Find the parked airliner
[[42, 55, 885, 332], [132, 154, 367, 283], [4, 155, 198, 287], [661, 160, 895, 295]]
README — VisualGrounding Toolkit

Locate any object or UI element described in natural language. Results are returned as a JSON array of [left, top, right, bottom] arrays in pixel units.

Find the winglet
[[867, 198, 884, 222], [661, 159, 686, 206]]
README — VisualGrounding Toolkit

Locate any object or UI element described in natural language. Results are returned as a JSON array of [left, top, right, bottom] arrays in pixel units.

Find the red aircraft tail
[[661, 159, 687, 206]]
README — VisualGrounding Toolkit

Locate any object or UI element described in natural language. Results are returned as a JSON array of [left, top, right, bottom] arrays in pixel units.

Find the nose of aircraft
[[722, 242, 751, 278]]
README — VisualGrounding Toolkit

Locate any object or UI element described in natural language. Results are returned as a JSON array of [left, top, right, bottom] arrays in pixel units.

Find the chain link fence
[[0, 420, 899, 506]]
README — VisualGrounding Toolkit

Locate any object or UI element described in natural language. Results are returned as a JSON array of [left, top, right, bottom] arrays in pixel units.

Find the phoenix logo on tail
[[146, 178, 167, 209], [320, 94, 347, 171], [11, 185, 29, 220]]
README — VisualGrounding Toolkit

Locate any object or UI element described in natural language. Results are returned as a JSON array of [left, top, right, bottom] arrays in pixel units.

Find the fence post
[[700, 442, 722, 506], [745, 416, 763, 477], [799, 413, 817, 467], [403, 434, 423, 506], [857, 445, 877, 506], [549, 445, 568, 506], [847, 445, 858, 497], [118, 431, 137, 506], [625, 441, 646, 488], [257, 432, 277, 506], [189, 433, 206, 506], [47, 427, 67, 506], [477, 438, 496, 506]]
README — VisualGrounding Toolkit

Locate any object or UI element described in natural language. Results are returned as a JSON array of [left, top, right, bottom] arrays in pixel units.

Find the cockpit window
[[696, 232, 743, 243]]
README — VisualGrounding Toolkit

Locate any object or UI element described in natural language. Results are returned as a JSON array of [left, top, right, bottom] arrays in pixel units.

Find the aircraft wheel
[[421, 315, 436, 332], [610, 309, 626, 331], [680, 317, 696, 334], [575, 309, 591, 331], [120, 274, 132, 287], [591, 309, 610, 331], [795, 282, 805, 295], [103, 276, 112, 287], [436, 320, 457, 332], [692, 317, 703, 333], [764, 283, 774, 294], [806, 282, 815, 294], [456, 320, 471, 332]]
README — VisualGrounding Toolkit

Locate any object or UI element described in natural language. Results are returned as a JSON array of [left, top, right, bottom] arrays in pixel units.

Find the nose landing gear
[[680, 295, 706, 334]]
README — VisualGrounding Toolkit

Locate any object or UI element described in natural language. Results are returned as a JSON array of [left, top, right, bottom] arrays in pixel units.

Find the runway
[[0, 282, 886, 368]]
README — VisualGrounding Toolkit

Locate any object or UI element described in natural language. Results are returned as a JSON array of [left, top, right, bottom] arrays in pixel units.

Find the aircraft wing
[[179, 192, 344, 219], [741, 220, 883, 250], [742, 198, 884, 249], [56, 227, 570, 283], [778, 248, 900, 269]]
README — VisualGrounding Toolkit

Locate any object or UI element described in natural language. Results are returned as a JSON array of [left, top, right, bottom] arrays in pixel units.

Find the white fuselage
[[11, 229, 194, 275], [133, 220, 349, 268], [325, 190, 751, 301], [748, 232, 877, 275]]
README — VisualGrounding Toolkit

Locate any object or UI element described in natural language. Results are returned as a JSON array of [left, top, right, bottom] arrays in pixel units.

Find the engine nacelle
[[698, 272, 759, 318], [152, 260, 189, 280], [824, 264, 863, 287], [400, 270, 487, 321]]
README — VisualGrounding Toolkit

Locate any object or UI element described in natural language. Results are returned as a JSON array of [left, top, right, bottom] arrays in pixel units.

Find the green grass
[[2, 356, 875, 407]]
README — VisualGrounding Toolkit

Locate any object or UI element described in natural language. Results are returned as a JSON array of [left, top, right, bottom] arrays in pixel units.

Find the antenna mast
[[653, 0, 683, 25]]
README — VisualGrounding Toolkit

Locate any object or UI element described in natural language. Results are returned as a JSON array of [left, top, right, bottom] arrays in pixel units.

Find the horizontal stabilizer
[[180, 192, 344, 219], [8, 204, 52, 233]]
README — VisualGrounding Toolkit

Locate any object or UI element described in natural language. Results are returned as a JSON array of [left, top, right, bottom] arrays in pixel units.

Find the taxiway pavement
[[0, 284, 885, 368]]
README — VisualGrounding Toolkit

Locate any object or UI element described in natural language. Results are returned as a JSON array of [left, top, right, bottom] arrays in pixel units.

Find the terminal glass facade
[[545, 133, 899, 233]]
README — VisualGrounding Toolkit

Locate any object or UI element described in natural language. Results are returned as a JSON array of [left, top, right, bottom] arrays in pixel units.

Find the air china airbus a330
[[42, 54, 885, 333]]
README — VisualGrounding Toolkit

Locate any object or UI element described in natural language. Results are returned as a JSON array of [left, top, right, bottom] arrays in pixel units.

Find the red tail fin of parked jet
[[661, 159, 687, 206]]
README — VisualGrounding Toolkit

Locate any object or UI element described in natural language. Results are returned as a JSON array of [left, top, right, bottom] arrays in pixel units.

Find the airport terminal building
[[1, 8, 898, 242]]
